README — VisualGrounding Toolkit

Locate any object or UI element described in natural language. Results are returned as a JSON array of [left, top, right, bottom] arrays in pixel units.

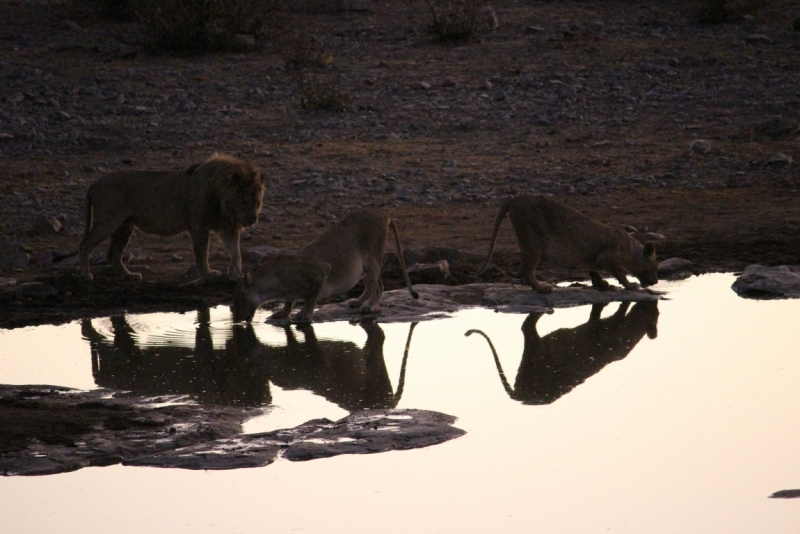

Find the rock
[[745, 34, 772, 45], [242, 245, 282, 264], [16, 281, 58, 298], [658, 258, 692, 276], [748, 118, 798, 141], [231, 34, 256, 52], [0, 277, 16, 287], [765, 152, 792, 166], [0, 385, 464, 475], [310, 283, 661, 323], [732, 265, 800, 298], [0, 133, 13, 140], [770, 489, 800, 499], [0, 252, 30, 269], [33, 252, 53, 267], [442, 77, 457, 88], [419, 81, 431, 90], [408, 260, 451, 285], [524, 26, 545, 34], [403, 246, 465, 266], [31, 214, 62, 235], [690, 139, 712, 154]]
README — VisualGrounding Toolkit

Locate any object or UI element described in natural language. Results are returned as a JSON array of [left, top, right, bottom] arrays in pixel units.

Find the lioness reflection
[[83, 309, 416, 411], [83, 308, 270, 406], [465, 301, 659, 405]]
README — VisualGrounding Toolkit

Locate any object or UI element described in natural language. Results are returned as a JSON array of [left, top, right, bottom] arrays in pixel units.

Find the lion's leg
[[358, 260, 384, 314], [611, 269, 640, 290], [78, 225, 118, 282], [589, 271, 611, 291], [107, 222, 142, 281], [519, 249, 552, 293], [294, 296, 319, 323], [269, 301, 295, 320], [219, 229, 243, 280], [189, 228, 221, 279]]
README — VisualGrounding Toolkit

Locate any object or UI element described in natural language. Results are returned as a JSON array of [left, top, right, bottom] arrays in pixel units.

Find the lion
[[231, 208, 419, 323], [477, 194, 658, 292], [53, 153, 265, 282], [465, 301, 659, 405]]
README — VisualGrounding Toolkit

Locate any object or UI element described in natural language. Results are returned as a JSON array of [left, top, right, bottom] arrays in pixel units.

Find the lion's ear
[[644, 242, 656, 257]]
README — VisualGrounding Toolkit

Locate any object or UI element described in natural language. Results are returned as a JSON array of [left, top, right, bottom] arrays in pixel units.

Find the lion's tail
[[53, 190, 93, 263], [476, 197, 513, 275], [388, 218, 419, 300]]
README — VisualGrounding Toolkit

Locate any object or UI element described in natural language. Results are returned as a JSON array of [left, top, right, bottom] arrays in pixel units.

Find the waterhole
[[0, 274, 797, 533]]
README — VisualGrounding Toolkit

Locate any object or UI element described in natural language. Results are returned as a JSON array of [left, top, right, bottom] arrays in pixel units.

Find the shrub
[[423, 0, 495, 41], [695, 0, 771, 24], [294, 74, 352, 112], [279, 30, 333, 70], [137, 0, 276, 52], [83, 0, 137, 21]]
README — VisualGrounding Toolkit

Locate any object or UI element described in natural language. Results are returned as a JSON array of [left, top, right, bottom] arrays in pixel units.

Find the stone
[[658, 258, 692, 276], [0, 252, 30, 269], [770, 489, 800, 499], [231, 34, 256, 52], [0, 277, 16, 287], [745, 34, 772, 45], [16, 281, 58, 298], [403, 246, 465, 266], [242, 245, 282, 264], [31, 214, 62, 235], [310, 282, 661, 323], [690, 139, 712, 154], [0, 385, 463, 475], [732, 265, 800, 298], [408, 260, 451, 285], [765, 152, 792, 166]]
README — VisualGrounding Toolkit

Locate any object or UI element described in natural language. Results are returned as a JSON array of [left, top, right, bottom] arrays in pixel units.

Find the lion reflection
[[83, 310, 417, 411], [465, 301, 659, 405]]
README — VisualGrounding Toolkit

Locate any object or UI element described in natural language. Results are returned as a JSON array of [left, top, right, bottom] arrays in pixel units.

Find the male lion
[[54, 153, 265, 282], [477, 194, 658, 291], [232, 208, 419, 323]]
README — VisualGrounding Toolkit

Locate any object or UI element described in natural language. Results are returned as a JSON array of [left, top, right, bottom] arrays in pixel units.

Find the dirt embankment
[[0, 0, 798, 328]]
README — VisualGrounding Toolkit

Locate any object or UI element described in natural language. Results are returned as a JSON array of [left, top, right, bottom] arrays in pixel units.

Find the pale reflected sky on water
[[1, 274, 798, 533]]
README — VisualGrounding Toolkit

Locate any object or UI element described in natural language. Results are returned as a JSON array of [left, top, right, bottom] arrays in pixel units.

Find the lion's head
[[198, 153, 265, 228]]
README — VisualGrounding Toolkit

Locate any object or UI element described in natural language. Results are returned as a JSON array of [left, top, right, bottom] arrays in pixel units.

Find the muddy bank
[[0, 385, 464, 476]]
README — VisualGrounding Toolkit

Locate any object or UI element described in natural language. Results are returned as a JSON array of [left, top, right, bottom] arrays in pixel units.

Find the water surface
[[1, 274, 798, 533]]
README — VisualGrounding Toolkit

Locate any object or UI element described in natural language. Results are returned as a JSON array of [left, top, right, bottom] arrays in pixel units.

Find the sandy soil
[[0, 0, 798, 328]]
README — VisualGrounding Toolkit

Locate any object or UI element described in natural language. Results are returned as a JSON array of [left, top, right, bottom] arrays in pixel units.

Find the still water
[[0, 274, 798, 533]]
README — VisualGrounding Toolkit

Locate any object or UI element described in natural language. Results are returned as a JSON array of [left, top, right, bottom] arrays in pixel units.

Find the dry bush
[[424, 0, 496, 41], [279, 30, 333, 70], [136, 0, 276, 52], [81, 0, 137, 21], [693, 0, 772, 23], [294, 74, 352, 112]]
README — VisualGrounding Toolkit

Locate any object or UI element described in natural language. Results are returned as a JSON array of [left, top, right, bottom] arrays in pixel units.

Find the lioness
[[477, 194, 658, 291], [54, 153, 265, 282], [232, 208, 419, 323]]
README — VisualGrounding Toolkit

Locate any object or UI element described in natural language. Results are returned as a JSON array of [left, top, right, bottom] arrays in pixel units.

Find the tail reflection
[[466, 301, 659, 405], [266, 321, 418, 412], [82, 310, 418, 412]]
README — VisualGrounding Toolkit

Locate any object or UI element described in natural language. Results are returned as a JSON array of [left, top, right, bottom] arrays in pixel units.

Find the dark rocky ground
[[1, 0, 799, 329]]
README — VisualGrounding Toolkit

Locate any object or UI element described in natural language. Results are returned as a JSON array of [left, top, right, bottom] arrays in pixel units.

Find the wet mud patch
[[0, 385, 464, 476]]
